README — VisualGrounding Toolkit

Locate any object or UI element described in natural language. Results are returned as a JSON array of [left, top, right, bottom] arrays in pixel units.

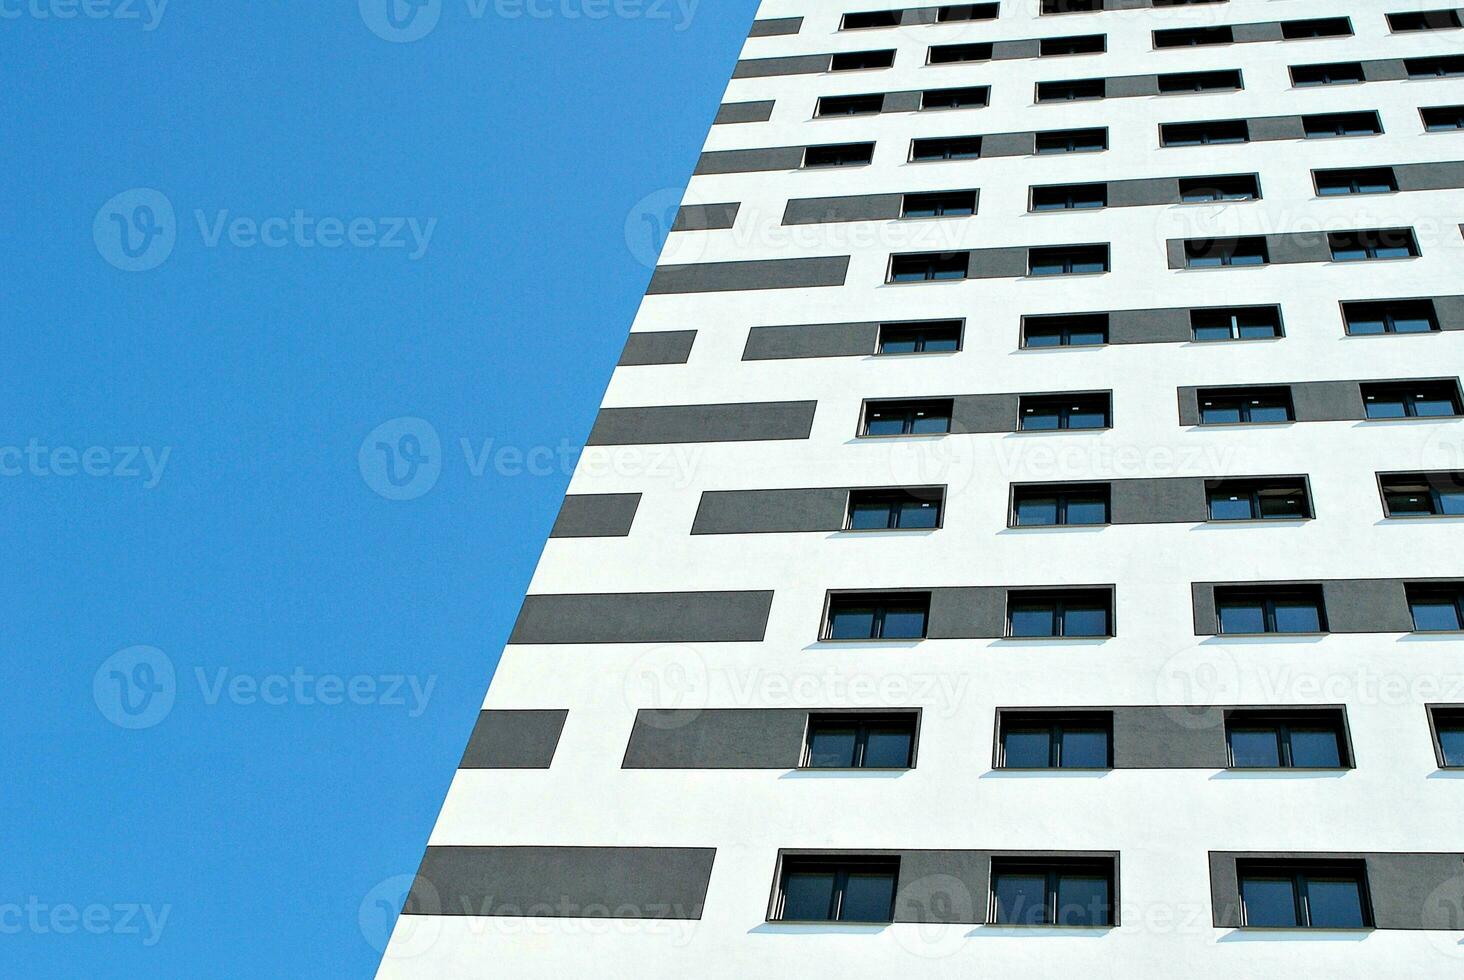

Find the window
[[1011, 484, 1110, 526], [911, 136, 983, 161], [1191, 306, 1283, 341], [1023, 313, 1109, 348], [1363, 381, 1461, 418], [1281, 17, 1353, 39], [1238, 861, 1370, 929], [1408, 584, 1464, 632], [1178, 174, 1261, 202], [1030, 183, 1107, 211], [1379, 471, 1464, 516], [1037, 78, 1105, 102], [878, 320, 963, 353], [929, 42, 993, 64], [1151, 0, 1225, 6], [1029, 244, 1109, 275], [1161, 119, 1248, 146], [824, 592, 930, 639], [938, 2, 999, 21], [1431, 708, 1464, 767], [1422, 105, 1464, 131], [1314, 167, 1397, 195], [804, 713, 917, 768], [1007, 590, 1112, 637], [830, 50, 895, 72], [903, 190, 977, 218], [1019, 392, 1111, 430], [1215, 587, 1327, 634], [1303, 111, 1382, 137], [990, 859, 1115, 927], [803, 143, 875, 168], [1206, 479, 1312, 521], [774, 857, 899, 923], [846, 487, 944, 530], [817, 94, 885, 117], [1154, 26, 1233, 47], [861, 399, 954, 435], [1406, 56, 1464, 79], [1159, 70, 1243, 94], [1331, 229, 1419, 261], [1042, 0, 1102, 13], [1227, 711, 1349, 768], [1183, 237, 1269, 268], [1041, 34, 1105, 56], [1389, 9, 1463, 32], [999, 712, 1112, 768], [842, 9, 901, 29], [1291, 62, 1364, 87], [922, 86, 990, 110], [1035, 128, 1107, 153], [1198, 388, 1294, 424], [889, 251, 969, 282], [1344, 300, 1439, 336]]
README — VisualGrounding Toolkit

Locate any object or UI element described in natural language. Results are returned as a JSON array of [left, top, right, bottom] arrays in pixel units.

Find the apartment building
[[380, 1, 1464, 976]]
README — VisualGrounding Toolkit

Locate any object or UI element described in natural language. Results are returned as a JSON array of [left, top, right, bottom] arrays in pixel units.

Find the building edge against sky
[[380, 1, 1464, 975]]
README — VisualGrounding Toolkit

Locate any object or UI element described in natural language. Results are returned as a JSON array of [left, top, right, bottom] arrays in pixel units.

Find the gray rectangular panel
[[459, 709, 569, 769], [1291, 380, 1365, 421], [694, 146, 805, 175], [673, 202, 740, 231], [783, 193, 904, 225], [748, 16, 802, 36], [1108, 177, 1179, 207], [927, 586, 1011, 639], [1362, 58, 1409, 82], [732, 54, 830, 79], [1108, 74, 1158, 99], [549, 493, 642, 538], [901, 6, 941, 25], [647, 256, 850, 293], [965, 247, 1030, 280], [1191, 579, 1418, 635], [692, 488, 849, 534], [1435, 296, 1464, 331], [1110, 307, 1192, 345], [994, 39, 1041, 60], [1396, 161, 1464, 193], [509, 591, 775, 644], [713, 101, 775, 125], [984, 131, 1035, 157], [622, 708, 810, 768], [743, 321, 881, 360], [412, 846, 717, 919], [1266, 232, 1338, 265], [1113, 707, 1228, 768], [619, 330, 696, 366], [952, 393, 1021, 433], [587, 400, 817, 446], [882, 90, 925, 113], [1109, 478, 1209, 524], [1248, 115, 1306, 141], [1231, 21, 1285, 43]]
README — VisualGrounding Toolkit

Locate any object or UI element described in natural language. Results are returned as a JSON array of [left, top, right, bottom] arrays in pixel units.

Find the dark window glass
[[890, 251, 969, 282], [1361, 381, 1462, 419], [1329, 229, 1418, 261], [878, 320, 963, 353], [1151, 0, 1225, 6], [911, 136, 984, 161], [922, 86, 990, 109], [930, 42, 993, 64], [1406, 56, 1464, 78], [776, 858, 899, 922], [1031, 183, 1107, 211], [1303, 111, 1382, 137], [1422, 105, 1464, 131], [805, 714, 916, 768], [1238, 862, 1370, 928], [1291, 62, 1364, 86], [1035, 128, 1107, 153], [1343, 300, 1438, 335], [831, 50, 896, 71], [1154, 26, 1233, 47], [842, 9, 901, 29], [1012, 484, 1110, 526], [1207, 480, 1311, 521], [1037, 78, 1105, 102], [1315, 167, 1397, 195], [1408, 585, 1464, 631], [1227, 712, 1347, 768], [1029, 245, 1109, 275], [1041, 34, 1106, 55], [1184, 237, 1269, 268], [1379, 472, 1464, 516], [1281, 17, 1353, 39], [1178, 174, 1261, 202], [1041, 0, 1102, 12], [817, 94, 885, 117], [1159, 70, 1243, 93], [938, 3, 1000, 22], [990, 861, 1115, 927], [803, 143, 875, 168], [1161, 119, 1249, 146], [999, 713, 1112, 768], [904, 191, 977, 217], [1198, 388, 1293, 424], [1389, 9, 1463, 31], [1007, 590, 1112, 637], [862, 399, 954, 436], [1023, 314, 1109, 348], [1191, 307, 1282, 341], [1019, 393, 1111, 430], [1215, 588, 1327, 634], [847, 488, 944, 530], [1434, 709, 1464, 767], [825, 592, 931, 640]]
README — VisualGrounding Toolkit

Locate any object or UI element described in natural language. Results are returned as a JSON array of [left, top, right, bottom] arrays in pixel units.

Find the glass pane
[[1412, 599, 1463, 631], [1022, 409, 1061, 431], [1010, 604, 1057, 637], [1060, 728, 1109, 768], [808, 728, 859, 767], [1066, 408, 1108, 429], [1288, 727, 1342, 767], [1231, 728, 1282, 767], [1230, 252, 1266, 266], [840, 873, 896, 922], [1202, 404, 1242, 424], [1438, 726, 1464, 766], [1242, 876, 1299, 927], [866, 413, 907, 436], [1347, 316, 1386, 335], [909, 413, 950, 434], [880, 336, 918, 354], [1248, 403, 1291, 423], [1068, 329, 1106, 346], [993, 873, 1049, 925], [1373, 244, 1413, 259], [1003, 729, 1053, 768], [1273, 601, 1322, 633], [1385, 490, 1433, 515], [1365, 398, 1407, 419], [881, 605, 928, 639], [1237, 322, 1277, 339], [1062, 605, 1109, 637], [1439, 490, 1464, 515], [1259, 494, 1306, 519], [1016, 497, 1059, 526], [1413, 397, 1457, 417], [1305, 878, 1365, 928], [898, 501, 940, 529], [1030, 260, 1064, 276], [849, 501, 894, 530], [863, 728, 913, 768], [1210, 495, 1255, 521], [1392, 315, 1434, 334], [782, 871, 837, 920], [923, 334, 960, 352], [1065, 497, 1108, 525], [1055, 875, 1110, 926], [1219, 602, 1266, 634], [1071, 258, 1106, 274], [829, 606, 877, 639], [1025, 330, 1062, 348]]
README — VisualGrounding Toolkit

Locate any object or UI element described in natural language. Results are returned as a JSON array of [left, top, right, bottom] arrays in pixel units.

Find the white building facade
[[381, 1, 1464, 976]]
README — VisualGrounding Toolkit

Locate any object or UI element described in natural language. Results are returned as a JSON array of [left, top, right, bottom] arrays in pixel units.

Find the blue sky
[[0, 1, 755, 974]]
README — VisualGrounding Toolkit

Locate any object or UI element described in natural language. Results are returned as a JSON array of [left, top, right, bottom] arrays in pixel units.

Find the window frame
[[902, 190, 979, 219], [1427, 705, 1464, 769], [1388, 9, 1463, 32], [1021, 313, 1110, 348], [1017, 392, 1112, 431], [1190, 306, 1284, 342], [1376, 471, 1464, 518], [921, 86, 991, 111], [1034, 127, 1108, 154], [1328, 229, 1419, 262], [928, 42, 994, 65], [802, 712, 920, 770], [1341, 299, 1440, 336], [1005, 589, 1115, 639], [860, 398, 955, 437], [1406, 584, 1464, 633], [1158, 69, 1243, 94], [1183, 237, 1270, 269], [1301, 111, 1382, 138], [1029, 182, 1108, 212], [844, 487, 947, 531], [937, 3, 1000, 22], [1214, 586, 1328, 635], [1360, 380, 1463, 420], [840, 9, 902, 30], [1009, 483, 1112, 527], [988, 858, 1117, 927], [771, 855, 901, 924], [822, 591, 932, 641], [1313, 167, 1398, 196], [802, 142, 876, 169], [1027, 244, 1110, 276], [1280, 16, 1353, 40], [1237, 861, 1373, 930], [1196, 387, 1295, 425], [1225, 710, 1352, 769], [1160, 119, 1250, 147], [909, 135, 984, 162], [1040, 34, 1106, 56], [1421, 105, 1464, 132], [996, 711, 1115, 770], [1177, 174, 1262, 203], [1153, 25, 1233, 48], [1405, 56, 1464, 79], [1036, 78, 1106, 103], [1205, 478, 1313, 522], [816, 93, 886, 118], [876, 320, 965, 355], [888, 251, 970, 283], [1290, 61, 1365, 87], [829, 49, 897, 73]]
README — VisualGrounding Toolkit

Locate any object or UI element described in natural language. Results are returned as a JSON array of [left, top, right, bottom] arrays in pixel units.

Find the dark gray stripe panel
[[1396, 161, 1464, 193], [692, 488, 849, 534], [1178, 381, 1369, 426], [921, 586, 1113, 639], [1190, 579, 1427, 635], [1109, 307, 1194, 345], [1249, 115, 1308, 141], [1230, 21, 1286, 43], [783, 193, 905, 225], [1107, 74, 1161, 99], [733, 54, 831, 78], [549, 493, 641, 538], [1108, 478, 1209, 524], [458, 710, 568, 769], [587, 400, 817, 446], [994, 39, 1042, 60], [965, 247, 1031, 280], [411, 847, 716, 919], [1108, 177, 1185, 208], [1210, 852, 1464, 930], [673, 202, 740, 232], [713, 101, 775, 125], [1434, 296, 1464, 331], [882, 90, 926, 114], [618, 330, 696, 366], [623, 708, 811, 768], [1361, 58, 1410, 83], [985, 131, 1037, 157], [694, 146, 805, 175], [1166, 233, 1334, 270], [743, 321, 880, 360], [749, 16, 802, 36], [900, 6, 943, 25], [647, 256, 850, 294], [510, 591, 774, 644], [997, 707, 1229, 768]]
